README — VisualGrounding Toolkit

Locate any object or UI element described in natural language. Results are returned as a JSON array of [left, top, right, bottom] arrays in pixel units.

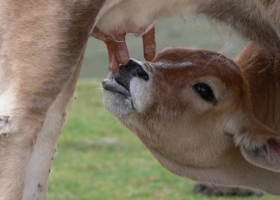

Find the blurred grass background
[[48, 15, 278, 199]]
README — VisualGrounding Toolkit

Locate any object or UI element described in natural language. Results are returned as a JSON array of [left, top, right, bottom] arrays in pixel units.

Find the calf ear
[[226, 115, 280, 172]]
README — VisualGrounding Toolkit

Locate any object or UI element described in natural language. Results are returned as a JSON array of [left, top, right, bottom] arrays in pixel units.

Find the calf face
[[102, 46, 280, 194]]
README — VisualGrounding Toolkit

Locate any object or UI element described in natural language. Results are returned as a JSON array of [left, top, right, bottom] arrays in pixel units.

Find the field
[[48, 15, 278, 199]]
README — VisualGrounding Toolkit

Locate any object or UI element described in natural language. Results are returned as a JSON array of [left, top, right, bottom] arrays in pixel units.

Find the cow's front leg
[[0, 94, 47, 200], [22, 47, 85, 200], [0, 0, 104, 199]]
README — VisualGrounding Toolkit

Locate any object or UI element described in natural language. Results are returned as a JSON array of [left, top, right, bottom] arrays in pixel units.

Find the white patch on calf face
[[130, 76, 152, 113]]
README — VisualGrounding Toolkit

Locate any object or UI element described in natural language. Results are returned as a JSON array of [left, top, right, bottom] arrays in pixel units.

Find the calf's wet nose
[[111, 58, 149, 94], [119, 58, 149, 81]]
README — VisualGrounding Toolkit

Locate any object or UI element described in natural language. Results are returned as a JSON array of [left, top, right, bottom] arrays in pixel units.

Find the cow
[[0, 0, 279, 199]]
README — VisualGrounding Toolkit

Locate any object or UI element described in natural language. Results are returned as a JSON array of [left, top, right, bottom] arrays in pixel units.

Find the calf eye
[[193, 83, 215, 103]]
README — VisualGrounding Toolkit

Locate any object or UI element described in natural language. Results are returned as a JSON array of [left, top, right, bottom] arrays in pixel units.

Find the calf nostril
[[135, 67, 149, 81], [120, 59, 149, 81]]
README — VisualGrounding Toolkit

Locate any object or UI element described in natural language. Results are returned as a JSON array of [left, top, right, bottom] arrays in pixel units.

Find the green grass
[[49, 80, 279, 200]]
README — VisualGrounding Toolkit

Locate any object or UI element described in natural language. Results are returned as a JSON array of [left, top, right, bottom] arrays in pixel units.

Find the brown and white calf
[[102, 42, 280, 195]]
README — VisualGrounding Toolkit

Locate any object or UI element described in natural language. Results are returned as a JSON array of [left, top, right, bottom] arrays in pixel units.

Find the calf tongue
[[92, 27, 156, 72], [102, 78, 131, 98]]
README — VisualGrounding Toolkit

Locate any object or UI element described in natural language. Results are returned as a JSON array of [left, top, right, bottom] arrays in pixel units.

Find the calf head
[[102, 47, 280, 193]]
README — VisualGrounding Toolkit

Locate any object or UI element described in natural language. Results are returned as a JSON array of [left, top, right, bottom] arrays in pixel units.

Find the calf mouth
[[102, 58, 149, 99], [102, 72, 131, 98]]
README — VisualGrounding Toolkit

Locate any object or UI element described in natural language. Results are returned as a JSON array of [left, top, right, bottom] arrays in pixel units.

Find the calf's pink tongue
[[91, 27, 156, 72]]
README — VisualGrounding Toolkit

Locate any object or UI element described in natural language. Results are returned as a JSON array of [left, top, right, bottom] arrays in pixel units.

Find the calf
[[102, 42, 280, 195]]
